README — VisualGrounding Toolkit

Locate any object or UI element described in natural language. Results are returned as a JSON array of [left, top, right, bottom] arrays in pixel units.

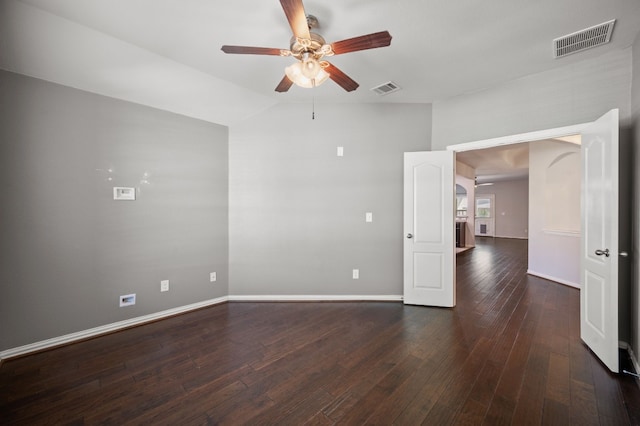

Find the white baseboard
[[0, 296, 229, 361], [0, 295, 403, 360], [229, 295, 404, 302], [527, 270, 579, 289]]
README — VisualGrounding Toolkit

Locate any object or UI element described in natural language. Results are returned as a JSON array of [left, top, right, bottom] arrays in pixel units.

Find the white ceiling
[[456, 143, 531, 183], [2, 0, 640, 127], [456, 135, 582, 183]]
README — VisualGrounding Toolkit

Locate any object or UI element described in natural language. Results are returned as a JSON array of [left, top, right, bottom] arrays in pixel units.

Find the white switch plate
[[366, 212, 373, 222], [119, 293, 136, 307], [337, 146, 344, 157], [352, 269, 359, 279], [210, 272, 217, 282], [160, 280, 169, 292]]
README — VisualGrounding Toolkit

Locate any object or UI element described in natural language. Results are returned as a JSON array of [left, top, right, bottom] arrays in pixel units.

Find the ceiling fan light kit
[[221, 0, 392, 92], [284, 57, 330, 88]]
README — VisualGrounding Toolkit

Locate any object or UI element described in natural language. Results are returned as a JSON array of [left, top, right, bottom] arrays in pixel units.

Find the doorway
[[455, 138, 581, 287], [404, 110, 621, 372], [445, 111, 620, 372]]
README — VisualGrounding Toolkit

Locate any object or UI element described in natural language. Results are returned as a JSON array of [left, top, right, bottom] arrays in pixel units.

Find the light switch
[[352, 269, 359, 279], [337, 146, 344, 157], [366, 212, 373, 223]]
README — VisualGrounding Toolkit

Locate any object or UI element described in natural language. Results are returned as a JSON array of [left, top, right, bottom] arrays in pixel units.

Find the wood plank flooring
[[1, 237, 639, 424]]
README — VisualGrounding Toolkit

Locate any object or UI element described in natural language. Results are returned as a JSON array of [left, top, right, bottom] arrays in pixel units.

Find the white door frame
[[446, 123, 589, 154], [447, 123, 590, 253]]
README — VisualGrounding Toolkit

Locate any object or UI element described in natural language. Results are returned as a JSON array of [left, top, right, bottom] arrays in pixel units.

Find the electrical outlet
[[352, 269, 359, 279], [210, 272, 217, 282], [160, 280, 169, 292], [337, 146, 344, 157], [119, 294, 136, 307], [365, 212, 373, 223]]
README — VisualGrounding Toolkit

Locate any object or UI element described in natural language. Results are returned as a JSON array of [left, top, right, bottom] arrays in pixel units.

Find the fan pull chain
[[312, 96, 315, 120]]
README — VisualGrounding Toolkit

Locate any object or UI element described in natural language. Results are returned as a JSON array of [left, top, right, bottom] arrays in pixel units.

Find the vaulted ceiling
[[2, 0, 640, 126]]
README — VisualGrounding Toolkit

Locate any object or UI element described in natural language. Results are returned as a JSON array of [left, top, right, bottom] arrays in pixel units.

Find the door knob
[[595, 249, 610, 257], [407, 233, 413, 239]]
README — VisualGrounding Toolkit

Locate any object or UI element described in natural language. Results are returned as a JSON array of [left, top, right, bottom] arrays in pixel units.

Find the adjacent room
[[2, 0, 640, 423]]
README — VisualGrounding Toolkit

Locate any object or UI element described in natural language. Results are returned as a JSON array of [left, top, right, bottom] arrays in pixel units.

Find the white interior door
[[581, 109, 619, 373], [403, 151, 456, 307], [475, 194, 495, 237]]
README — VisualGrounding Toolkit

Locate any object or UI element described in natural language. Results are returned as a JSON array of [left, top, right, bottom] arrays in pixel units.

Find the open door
[[581, 109, 619, 373], [403, 151, 456, 307]]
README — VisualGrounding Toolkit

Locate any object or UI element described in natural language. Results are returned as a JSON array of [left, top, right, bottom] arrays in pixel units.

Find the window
[[456, 195, 468, 216], [456, 184, 468, 217], [476, 197, 492, 218]]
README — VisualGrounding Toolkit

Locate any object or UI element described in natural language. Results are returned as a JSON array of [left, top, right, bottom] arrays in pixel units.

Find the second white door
[[403, 151, 456, 307]]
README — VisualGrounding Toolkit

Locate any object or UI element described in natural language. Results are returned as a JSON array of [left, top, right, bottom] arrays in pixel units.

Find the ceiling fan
[[221, 0, 392, 92], [475, 177, 494, 187]]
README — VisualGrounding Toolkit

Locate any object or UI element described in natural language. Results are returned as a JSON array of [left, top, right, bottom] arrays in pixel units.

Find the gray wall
[[0, 70, 229, 351], [476, 179, 529, 239], [432, 48, 633, 149], [229, 103, 431, 296], [631, 32, 640, 364]]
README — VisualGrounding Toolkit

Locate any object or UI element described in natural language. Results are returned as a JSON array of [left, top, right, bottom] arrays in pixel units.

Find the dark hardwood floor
[[1, 237, 639, 425]]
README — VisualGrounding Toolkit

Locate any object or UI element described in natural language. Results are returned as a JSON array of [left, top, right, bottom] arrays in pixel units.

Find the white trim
[[228, 295, 404, 302], [0, 296, 229, 361], [445, 123, 590, 152], [527, 270, 580, 289], [543, 229, 580, 237]]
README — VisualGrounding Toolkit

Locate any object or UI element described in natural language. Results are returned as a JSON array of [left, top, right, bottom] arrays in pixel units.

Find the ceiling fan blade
[[331, 31, 392, 55], [221, 45, 284, 56], [325, 62, 359, 92], [280, 0, 310, 40], [275, 75, 294, 92]]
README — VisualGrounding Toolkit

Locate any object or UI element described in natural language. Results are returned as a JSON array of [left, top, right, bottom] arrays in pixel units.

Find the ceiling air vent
[[553, 19, 615, 58], [371, 81, 401, 96]]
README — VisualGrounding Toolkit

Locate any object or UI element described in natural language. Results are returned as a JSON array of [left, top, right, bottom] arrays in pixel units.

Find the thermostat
[[113, 187, 135, 200]]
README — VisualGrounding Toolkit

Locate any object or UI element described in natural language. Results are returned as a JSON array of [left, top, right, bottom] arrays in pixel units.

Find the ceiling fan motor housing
[[289, 32, 327, 59], [306, 14, 319, 29]]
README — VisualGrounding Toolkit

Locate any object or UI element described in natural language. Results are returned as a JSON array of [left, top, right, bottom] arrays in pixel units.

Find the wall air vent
[[371, 81, 401, 96], [553, 19, 615, 58]]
